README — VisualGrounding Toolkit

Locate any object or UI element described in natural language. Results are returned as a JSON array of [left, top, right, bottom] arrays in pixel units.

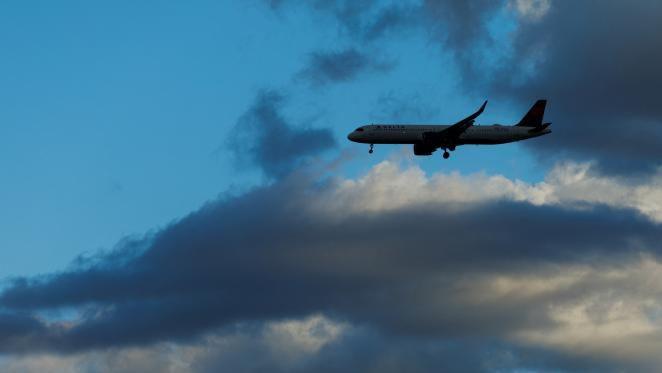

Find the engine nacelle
[[413, 143, 436, 156]]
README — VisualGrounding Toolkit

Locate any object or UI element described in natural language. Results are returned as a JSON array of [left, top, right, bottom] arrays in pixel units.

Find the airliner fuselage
[[347, 100, 552, 158], [348, 124, 550, 145]]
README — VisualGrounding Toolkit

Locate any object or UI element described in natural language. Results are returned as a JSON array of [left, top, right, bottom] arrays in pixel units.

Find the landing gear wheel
[[443, 151, 450, 159], [369, 144, 374, 154]]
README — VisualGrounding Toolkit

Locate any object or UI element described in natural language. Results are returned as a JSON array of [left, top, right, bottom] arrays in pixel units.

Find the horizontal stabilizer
[[528, 122, 551, 133]]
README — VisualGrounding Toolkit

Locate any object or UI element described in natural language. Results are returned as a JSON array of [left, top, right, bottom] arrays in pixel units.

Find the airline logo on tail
[[516, 99, 548, 128]]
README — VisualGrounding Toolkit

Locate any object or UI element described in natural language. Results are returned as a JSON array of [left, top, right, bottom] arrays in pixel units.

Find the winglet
[[426, 100, 489, 142], [462, 100, 488, 123], [478, 100, 488, 114]]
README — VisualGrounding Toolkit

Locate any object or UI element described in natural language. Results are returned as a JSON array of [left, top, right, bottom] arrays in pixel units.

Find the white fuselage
[[347, 124, 551, 146]]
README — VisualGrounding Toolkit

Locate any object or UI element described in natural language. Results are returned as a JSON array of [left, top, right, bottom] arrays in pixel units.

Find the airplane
[[347, 100, 551, 159]]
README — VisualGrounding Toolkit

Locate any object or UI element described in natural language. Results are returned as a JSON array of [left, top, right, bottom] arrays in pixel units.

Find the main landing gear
[[369, 144, 374, 154], [442, 145, 456, 159]]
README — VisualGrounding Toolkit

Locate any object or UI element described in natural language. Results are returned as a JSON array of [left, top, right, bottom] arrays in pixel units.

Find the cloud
[[489, 0, 662, 173], [226, 90, 336, 178], [298, 48, 392, 87], [0, 312, 49, 352], [359, 3, 419, 42], [1, 160, 662, 371], [508, 0, 551, 21], [422, 0, 501, 48], [503, 257, 662, 371], [0, 311, 649, 372], [0, 316, 553, 373]]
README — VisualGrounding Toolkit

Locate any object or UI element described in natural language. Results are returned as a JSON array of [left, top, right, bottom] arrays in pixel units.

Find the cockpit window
[[356, 127, 364, 132]]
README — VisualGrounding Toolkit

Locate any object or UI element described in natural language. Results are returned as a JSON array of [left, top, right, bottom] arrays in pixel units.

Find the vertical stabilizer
[[516, 99, 547, 127]]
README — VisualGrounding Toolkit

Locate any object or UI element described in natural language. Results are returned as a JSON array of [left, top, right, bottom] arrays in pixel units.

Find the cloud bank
[[1, 159, 662, 371]]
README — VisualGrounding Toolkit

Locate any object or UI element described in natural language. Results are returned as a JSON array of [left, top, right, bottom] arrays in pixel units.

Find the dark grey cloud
[[421, 0, 503, 84], [0, 167, 659, 368], [298, 48, 392, 87], [286, 333, 622, 373], [193, 329, 575, 373], [482, 1, 662, 173], [0, 312, 48, 352], [227, 90, 335, 178]]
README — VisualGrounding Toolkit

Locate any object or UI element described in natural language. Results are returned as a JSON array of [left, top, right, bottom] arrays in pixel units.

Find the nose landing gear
[[369, 144, 374, 154], [443, 151, 450, 159]]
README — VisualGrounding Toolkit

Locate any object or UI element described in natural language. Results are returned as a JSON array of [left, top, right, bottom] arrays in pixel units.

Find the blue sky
[[0, 1, 541, 277]]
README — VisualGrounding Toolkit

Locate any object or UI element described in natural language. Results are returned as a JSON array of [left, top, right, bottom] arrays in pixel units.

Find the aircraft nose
[[347, 131, 357, 142]]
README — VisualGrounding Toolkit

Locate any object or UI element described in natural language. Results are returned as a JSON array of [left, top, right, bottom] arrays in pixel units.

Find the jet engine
[[413, 143, 436, 156]]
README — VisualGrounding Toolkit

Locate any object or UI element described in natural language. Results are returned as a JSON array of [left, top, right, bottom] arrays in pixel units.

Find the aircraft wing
[[422, 100, 487, 144]]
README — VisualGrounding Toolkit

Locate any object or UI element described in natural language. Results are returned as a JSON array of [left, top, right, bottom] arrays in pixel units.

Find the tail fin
[[516, 99, 547, 127]]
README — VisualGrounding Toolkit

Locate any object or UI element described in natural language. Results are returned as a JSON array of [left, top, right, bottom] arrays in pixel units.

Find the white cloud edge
[[508, 0, 552, 21], [319, 160, 662, 224]]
